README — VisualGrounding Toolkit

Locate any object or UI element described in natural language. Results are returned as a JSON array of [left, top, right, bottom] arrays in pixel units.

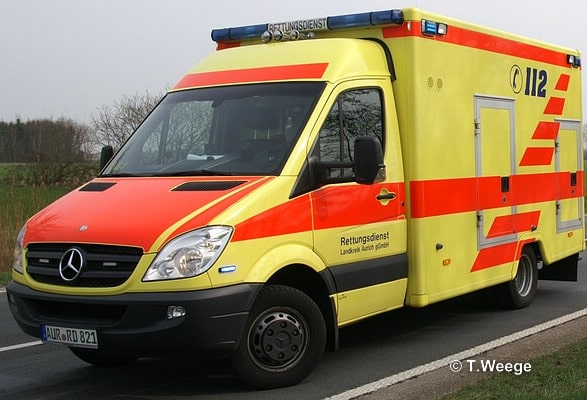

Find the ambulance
[[7, 8, 584, 389]]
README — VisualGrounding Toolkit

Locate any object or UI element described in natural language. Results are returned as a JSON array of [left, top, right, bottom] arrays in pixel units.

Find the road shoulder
[[359, 315, 587, 400]]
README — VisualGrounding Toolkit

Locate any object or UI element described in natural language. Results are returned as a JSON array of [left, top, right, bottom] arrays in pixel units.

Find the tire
[[494, 246, 538, 309], [70, 347, 138, 367], [232, 285, 326, 389]]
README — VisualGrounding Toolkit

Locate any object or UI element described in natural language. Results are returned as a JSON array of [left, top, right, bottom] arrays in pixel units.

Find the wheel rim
[[515, 254, 533, 297], [247, 307, 309, 372]]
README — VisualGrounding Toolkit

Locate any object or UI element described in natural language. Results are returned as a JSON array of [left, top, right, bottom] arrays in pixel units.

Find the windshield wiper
[[100, 172, 144, 178], [154, 169, 234, 177]]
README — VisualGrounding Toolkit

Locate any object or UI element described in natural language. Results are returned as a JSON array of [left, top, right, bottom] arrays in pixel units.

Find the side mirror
[[99, 146, 114, 171], [354, 136, 385, 184]]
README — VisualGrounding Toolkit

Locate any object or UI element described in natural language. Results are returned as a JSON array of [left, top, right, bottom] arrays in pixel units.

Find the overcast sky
[[1, 0, 585, 123]]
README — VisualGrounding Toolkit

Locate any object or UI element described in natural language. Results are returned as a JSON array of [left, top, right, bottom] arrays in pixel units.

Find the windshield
[[102, 82, 324, 177]]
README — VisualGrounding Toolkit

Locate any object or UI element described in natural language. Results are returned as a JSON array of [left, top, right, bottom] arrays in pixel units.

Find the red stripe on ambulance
[[232, 182, 406, 242], [471, 239, 536, 272], [410, 171, 583, 218], [172, 63, 329, 89], [164, 177, 274, 246], [382, 23, 570, 68], [519, 147, 555, 167], [486, 211, 541, 239], [312, 182, 406, 230], [231, 194, 313, 242], [543, 97, 566, 115], [555, 74, 571, 91], [520, 72, 570, 166], [531, 121, 560, 140]]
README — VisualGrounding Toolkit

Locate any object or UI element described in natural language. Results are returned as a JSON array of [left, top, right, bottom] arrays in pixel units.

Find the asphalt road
[[1, 261, 586, 400]]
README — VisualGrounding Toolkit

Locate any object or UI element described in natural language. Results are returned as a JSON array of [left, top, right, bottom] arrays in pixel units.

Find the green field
[[0, 184, 71, 273], [441, 337, 587, 400], [0, 164, 75, 276]]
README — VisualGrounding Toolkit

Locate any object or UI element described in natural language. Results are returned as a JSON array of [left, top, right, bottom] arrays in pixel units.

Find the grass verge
[[440, 337, 587, 400], [0, 271, 11, 286], [1, 184, 71, 276]]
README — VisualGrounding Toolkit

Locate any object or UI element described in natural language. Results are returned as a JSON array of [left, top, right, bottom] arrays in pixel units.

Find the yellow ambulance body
[[8, 8, 583, 389]]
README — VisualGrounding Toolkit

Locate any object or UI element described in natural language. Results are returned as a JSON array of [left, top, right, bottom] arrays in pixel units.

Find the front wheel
[[494, 246, 538, 309], [232, 285, 326, 389]]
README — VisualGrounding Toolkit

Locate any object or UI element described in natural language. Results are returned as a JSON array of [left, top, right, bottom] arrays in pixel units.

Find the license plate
[[41, 325, 98, 349]]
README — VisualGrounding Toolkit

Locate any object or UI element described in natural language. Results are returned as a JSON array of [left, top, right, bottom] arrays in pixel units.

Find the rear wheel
[[494, 246, 538, 309], [70, 348, 138, 367], [232, 285, 326, 389]]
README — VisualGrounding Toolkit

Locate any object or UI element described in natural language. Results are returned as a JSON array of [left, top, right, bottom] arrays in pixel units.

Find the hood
[[24, 177, 269, 252]]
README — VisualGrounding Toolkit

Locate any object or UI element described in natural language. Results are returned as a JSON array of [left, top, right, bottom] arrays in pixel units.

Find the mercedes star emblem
[[59, 248, 85, 282]]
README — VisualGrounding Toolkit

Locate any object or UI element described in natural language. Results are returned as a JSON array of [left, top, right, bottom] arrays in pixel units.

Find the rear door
[[474, 95, 518, 248], [555, 119, 583, 233]]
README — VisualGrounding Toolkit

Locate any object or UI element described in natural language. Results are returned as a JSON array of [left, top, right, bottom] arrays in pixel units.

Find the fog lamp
[[167, 306, 187, 320]]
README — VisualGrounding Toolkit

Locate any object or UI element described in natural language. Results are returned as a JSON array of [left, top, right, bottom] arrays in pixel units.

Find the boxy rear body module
[[7, 8, 583, 389]]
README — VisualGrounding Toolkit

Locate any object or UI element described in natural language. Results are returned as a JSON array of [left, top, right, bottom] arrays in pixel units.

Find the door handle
[[376, 192, 397, 201]]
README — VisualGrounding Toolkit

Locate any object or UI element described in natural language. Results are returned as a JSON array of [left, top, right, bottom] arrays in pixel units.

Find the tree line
[[1, 91, 162, 164], [0, 91, 162, 185], [0, 118, 90, 164]]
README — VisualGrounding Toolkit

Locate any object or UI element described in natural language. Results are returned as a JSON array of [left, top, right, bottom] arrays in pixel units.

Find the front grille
[[26, 243, 143, 287]]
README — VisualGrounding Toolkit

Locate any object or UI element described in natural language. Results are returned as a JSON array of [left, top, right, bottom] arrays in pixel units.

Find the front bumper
[[6, 281, 262, 358]]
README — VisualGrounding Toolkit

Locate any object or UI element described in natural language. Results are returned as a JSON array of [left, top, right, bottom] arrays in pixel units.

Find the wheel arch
[[512, 237, 542, 278], [242, 243, 338, 351], [495, 240, 539, 309], [266, 264, 338, 352]]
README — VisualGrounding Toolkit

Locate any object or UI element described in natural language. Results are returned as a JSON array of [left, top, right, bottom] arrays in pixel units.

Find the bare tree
[[27, 118, 93, 185], [91, 90, 163, 149]]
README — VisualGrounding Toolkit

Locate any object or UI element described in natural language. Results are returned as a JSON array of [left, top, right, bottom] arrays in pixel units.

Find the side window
[[318, 88, 383, 179]]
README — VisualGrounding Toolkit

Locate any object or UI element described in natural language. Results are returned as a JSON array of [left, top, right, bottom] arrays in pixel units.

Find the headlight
[[12, 225, 26, 274], [143, 226, 232, 281]]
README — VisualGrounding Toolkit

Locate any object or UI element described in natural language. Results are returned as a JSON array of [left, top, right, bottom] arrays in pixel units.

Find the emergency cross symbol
[[59, 248, 85, 282]]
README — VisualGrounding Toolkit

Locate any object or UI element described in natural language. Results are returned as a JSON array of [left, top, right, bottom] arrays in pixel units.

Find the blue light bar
[[422, 20, 438, 35], [211, 28, 231, 42], [327, 12, 372, 29], [370, 10, 404, 25], [211, 9, 405, 43], [211, 23, 268, 42], [421, 19, 448, 36], [230, 24, 269, 39], [328, 10, 404, 29]]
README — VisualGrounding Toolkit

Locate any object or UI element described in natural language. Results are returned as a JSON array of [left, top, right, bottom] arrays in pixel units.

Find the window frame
[[314, 86, 385, 183]]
